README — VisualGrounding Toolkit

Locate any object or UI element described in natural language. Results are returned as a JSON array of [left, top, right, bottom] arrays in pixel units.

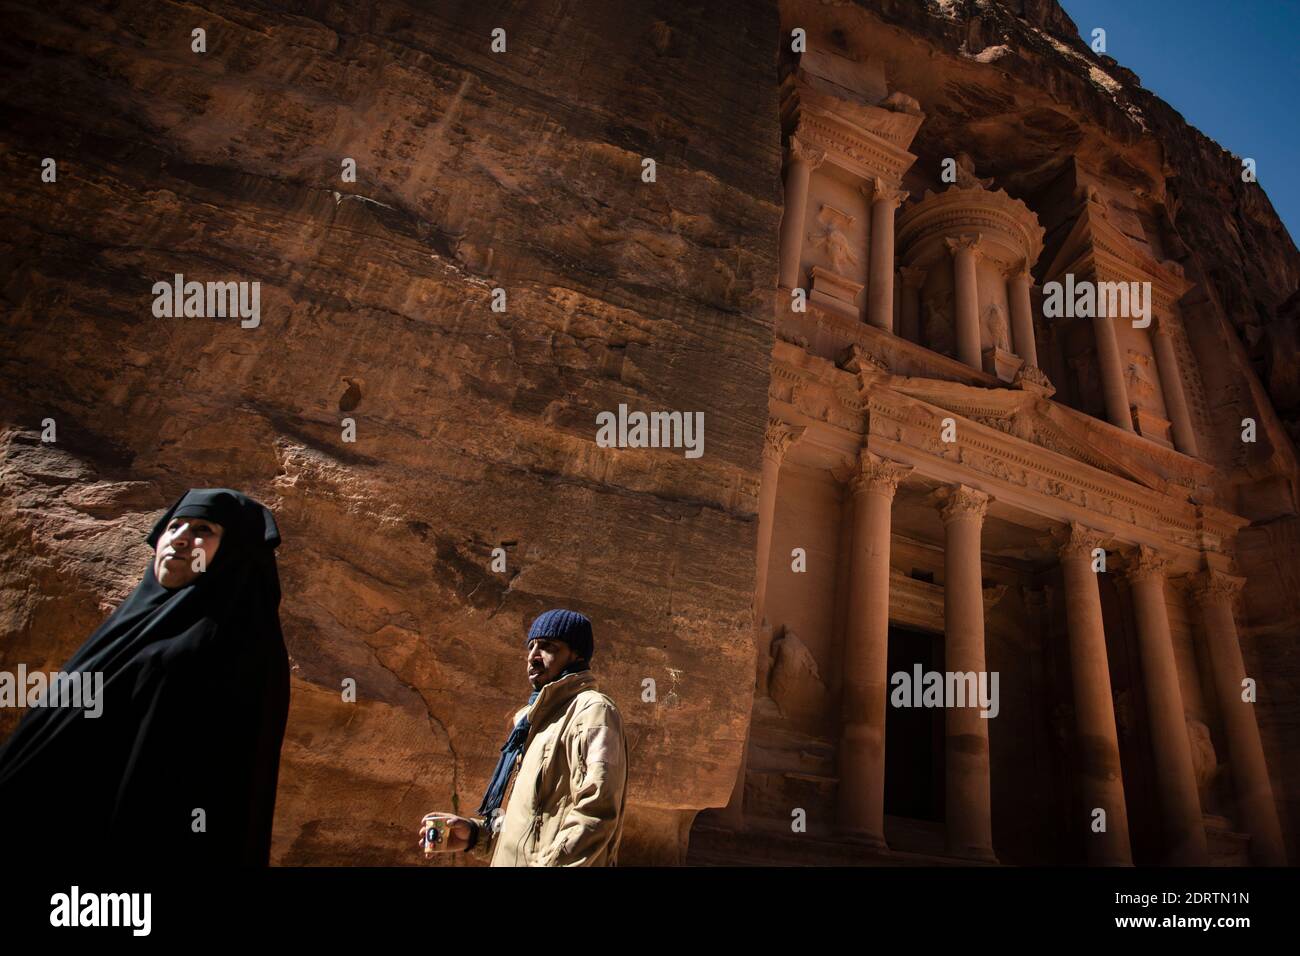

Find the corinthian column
[[1190, 571, 1287, 865], [1092, 307, 1134, 432], [778, 138, 825, 290], [718, 418, 804, 829], [754, 419, 805, 633], [1057, 522, 1132, 865], [946, 234, 983, 369], [1005, 259, 1039, 368], [1151, 317, 1200, 457], [898, 265, 926, 344], [837, 451, 912, 846], [866, 178, 908, 332], [938, 485, 997, 861], [1125, 547, 1208, 864]]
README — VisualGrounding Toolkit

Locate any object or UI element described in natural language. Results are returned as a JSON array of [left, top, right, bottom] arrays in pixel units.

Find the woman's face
[[153, 516, 223, 589]]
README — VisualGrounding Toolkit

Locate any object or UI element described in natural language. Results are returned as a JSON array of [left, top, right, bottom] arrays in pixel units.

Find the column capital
[[945, 233, 984, 258], [763, 418, 806, 465], [788, 136, 826, 171], [863, 176, 908, 208], [1003, 258, 1033, 283], [847, 451, 912, 499], [937, 484, 991, 524], [1123, 544, 1170, 583], [898, 264, 927, 289], [1189, 569, 1246, 605], [1054, 521, 1109, 561], [1150, 312, 1174, 339]]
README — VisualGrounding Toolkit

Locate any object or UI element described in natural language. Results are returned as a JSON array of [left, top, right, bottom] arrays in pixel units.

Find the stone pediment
[[885, 378, 1204, 496], [783, 51, 925, 152], [1041, 202, 1194, 311]]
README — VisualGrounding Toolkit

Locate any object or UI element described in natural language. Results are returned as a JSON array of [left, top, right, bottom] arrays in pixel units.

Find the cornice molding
[[791, 106, 916, 184]]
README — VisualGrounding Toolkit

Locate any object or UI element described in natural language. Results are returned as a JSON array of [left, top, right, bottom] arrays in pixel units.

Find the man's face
[[526, 638, 578, 691], [153, 516, 223, 589]]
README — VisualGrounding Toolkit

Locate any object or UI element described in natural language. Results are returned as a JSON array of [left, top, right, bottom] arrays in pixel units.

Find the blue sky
[[1058, 0, 1299, 245]]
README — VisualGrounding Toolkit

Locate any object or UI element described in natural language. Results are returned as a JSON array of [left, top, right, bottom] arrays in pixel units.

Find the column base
[[945, 842, 999, 864], [834, 827, 888, 850]]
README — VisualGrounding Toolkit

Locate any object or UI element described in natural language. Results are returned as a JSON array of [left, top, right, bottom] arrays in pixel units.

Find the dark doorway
[[884, 624, 945, 821]]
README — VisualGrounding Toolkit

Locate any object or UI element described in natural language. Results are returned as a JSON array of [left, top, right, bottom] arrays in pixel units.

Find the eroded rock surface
[[0, 0, 783, 865]]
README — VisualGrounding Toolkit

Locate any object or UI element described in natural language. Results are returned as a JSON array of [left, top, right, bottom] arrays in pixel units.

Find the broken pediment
[[1041, 201, 1194, 309], [781, 48, 925, 158]]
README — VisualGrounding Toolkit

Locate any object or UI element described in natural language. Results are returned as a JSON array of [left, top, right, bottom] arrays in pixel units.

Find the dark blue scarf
[[476, 662, 589, 820]]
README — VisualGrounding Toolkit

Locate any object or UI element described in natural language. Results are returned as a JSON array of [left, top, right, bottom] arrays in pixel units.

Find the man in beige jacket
[[419, 609, 628, 866]]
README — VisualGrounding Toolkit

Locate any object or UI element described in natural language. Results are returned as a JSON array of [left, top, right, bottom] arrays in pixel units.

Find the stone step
[[743, 770, 839, 836], [1204, 814, 1251, 867], [884, 814, 948, 857], [685, 822, 994, 867]]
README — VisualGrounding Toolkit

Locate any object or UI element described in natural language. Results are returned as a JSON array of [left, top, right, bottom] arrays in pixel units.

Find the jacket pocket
[[517, 743, 551, 863], [536, 793, 571, 865]]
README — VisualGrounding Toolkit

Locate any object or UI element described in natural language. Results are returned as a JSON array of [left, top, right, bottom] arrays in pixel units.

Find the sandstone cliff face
[[0, 0, 783, 864], [2, 0, 1297, 864]]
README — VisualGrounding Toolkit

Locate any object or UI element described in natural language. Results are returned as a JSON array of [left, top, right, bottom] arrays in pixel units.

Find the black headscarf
[[0, 488, 290, 865]]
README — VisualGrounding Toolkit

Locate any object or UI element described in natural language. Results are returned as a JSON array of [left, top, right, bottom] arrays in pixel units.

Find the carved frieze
[[768, 350, 1234, 562], [869, 391, 1203, 545], [793, 107, 916, 184]]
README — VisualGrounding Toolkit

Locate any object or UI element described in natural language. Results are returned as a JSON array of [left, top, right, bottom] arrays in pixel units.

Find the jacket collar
[[527, 669, 598, 726]]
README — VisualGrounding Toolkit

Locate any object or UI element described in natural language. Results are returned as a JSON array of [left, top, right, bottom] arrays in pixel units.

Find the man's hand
[[418, 812, 475, 854]]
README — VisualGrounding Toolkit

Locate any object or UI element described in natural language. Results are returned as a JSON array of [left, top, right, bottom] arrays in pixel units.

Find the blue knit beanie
[[527, 609, 594, 663]]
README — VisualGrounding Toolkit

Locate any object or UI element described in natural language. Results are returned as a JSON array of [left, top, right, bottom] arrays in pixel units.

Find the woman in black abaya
[[0, 488, 290, 865]]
